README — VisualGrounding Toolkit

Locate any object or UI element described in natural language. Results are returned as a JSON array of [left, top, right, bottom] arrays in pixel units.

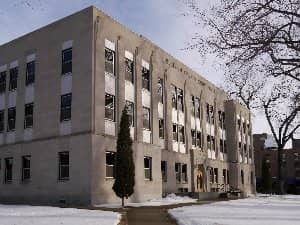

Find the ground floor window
[[182, 164, 188, 183], [175, 163, 181, 183], [22, 156, 31, 181], [58, 152, 69, 181], [144, 156, 152, 180], [5, 158, 13, 183], [161, 161, 167, 182], [106, 151, 115, 178], [241, 170, 244, 185]]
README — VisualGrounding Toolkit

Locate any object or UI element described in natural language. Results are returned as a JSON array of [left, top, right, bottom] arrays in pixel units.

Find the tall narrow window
[[175, 163, 181, 183], [0, 71, 6, 93], [142, 107, 151, 130], [105, 48, 115, 75], [144, 156, 152, 180], [177, 88, 184, 112], [24, 103, 34, 128], [210, 105, 214, 124], [7, 107, 16, 131], [224, 140, 227, 153], [105, 93, 115, 121], [22, 156, 31, 181], [214, 168, 218, 183], [171, 85, 177, 109], [60, 93, 72, 121], [26, 61, 35, 85], [178, 125, 185, 143], [106, 151, 115, 178], [161, 161, 167, 182], [5, 158, 13, 183], [251, 171, 254, 185], [159, 119, 164, 139], [125, 57, 134, 83], [125, 101, 134, 126], [211, 137, 215, 150], [157, 78, 163, 103], [196, 131, 202, 148], [58, 152, 69, 181], [220, 140, 224, 152], [241, 170, 244, 185], [142, 67, 150, 90], [207, 135, 211, 150], [195, 98, 200, 118], [222, 169, 227, 184], [191, 129, 196, 146], [9, 67, 18, 91], [0, 110, 4, 132], [173, 124, 178, 142], [62, 48, 72, 75], [206, 103, 210, 122], [182, 164, 188, 183], [191, 96, 195, 116]]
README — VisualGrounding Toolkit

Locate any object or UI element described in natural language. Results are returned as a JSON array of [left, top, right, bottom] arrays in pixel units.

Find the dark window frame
[[24, 103, 34, 129], [9, 67, 18, 91], [58, 151, 69, 181], [157, 78, 163, 103], [125, 57, 134, 83], [142, 67, 150, 91], [105, 93, 115, 121], [105, 48, 115, 75], [159, 118, 164, 139], [62, 48, 72, 75], [144, 156, 152, 180], [0, 110, 4, 133], [22, 155, 31, 181], [105, 151, 116, 178], [161, 161, 167, 182], [0, 71, 6, 93], [26, 61, 35, 85], [125, 100, 134, 127], [4, 157, 13, 184], [175, 163, 181, 183], [142, 107, 151, 130], [7, 107, 16, 132], [60, 93, 72, 122]]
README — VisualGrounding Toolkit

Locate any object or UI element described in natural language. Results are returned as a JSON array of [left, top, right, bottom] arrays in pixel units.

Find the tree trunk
[[122, 197, 124, 208], [277, 147, 285, 194]]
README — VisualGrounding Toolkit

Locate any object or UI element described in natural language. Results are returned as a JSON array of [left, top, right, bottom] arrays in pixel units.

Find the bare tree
[[183, 0, 300, 82]]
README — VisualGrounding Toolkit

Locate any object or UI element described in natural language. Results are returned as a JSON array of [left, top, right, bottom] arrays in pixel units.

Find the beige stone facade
[[0, 6, 255, 205]]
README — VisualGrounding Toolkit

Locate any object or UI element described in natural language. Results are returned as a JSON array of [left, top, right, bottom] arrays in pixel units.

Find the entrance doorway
[[195, 165, 204, 192]]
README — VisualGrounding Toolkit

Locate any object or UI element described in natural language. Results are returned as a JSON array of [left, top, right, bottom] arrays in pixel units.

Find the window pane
[[173, 124, 178, 141], [0, 110, 4, 132], [7, 107, 16, 131], [106, 152, 115, 178], [177, 88, 184, 112], [126, 101, 134, 126], [157, 79, 163, 103], [125, 58, 133, 82], [5, 158, 13, 183], [159, 119, 164, 138], [25, 103, 34, 128], [26, 61, 35, 85], [143, 107, 150, 130], [59, 152, 69, 180], [62, 48, 72, 74], [105, 48, 114, 74], [9, 67, 18, 91], [142, 67, 150, 90], [0, 71, 6, 93], [144, 157, 152, 180], [22, 156, 31, 180], [105, 94, 115, 121], [195, 98, 200, 118], [171, 85, 177, 109], [60, 94, 72, 121]]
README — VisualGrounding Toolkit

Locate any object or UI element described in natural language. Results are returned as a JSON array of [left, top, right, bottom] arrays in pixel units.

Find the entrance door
[[195, 165, 204, 192]]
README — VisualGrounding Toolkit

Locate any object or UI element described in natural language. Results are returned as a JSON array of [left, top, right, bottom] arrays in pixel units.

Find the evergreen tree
[[261, 158, 272, 194], [112, 107, 135, 207]]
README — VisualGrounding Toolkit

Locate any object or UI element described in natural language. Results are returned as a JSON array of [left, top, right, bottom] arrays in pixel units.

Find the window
[[157, 78, 163, 103], [0, 110, 4, 132], [105, 48, 115, 74], [126, 101, 134, 126], [243, 122, 246, 133], [241, 170, 244, 185], [223, 169, 227, 184], [7, 107, 16, 131], [224, 140, 227, 153], [207, 135, 211, 149], [26, 61, 35, 85], [211, 137, 215, 150], [9, 67, 18, 91], [250, 171, 254, 185], [24, 103, 34, 128], [191, 129, 196, 146], [22, 156, 31, 181], [191, 96, 195, 116], [220, 140, 224, 152], [60, 93, 72, 121], [142, 67, 150, 90], [105, 93, 115, 121], [0, 71, 6, 93], [177, 88, 184, 112], [196, 131, 202, 148], [244, 144, 247, 155], [175, 163, 181, 183], [238, 119, 241, 130], [209, 168, 213, 183], [5, 158, 13, 183], [173, 124, 178, 141], [159, 119, 164, 139], [58, 152, 69, 181], [210, 105, 214, 124], [171, 85, 177, 109], [182, 164, 188, 183], [161, 161, 167, 182], [144, 156, 152, 180], [125, 57, 133, 83], [142, 107, 151, 130], [214, 168, 218, 183], [62, 48, 72, 75], [178, 125, 185, 143], [206, 103, 210, 122], [106, 152, 115, 178], [227, 170, 230, 184], [195, 97, 200, 118], [218, 111, 225, 128]]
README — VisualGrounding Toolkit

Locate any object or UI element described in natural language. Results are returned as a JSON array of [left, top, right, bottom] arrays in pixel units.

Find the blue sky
[[0, 0, 269, 134]]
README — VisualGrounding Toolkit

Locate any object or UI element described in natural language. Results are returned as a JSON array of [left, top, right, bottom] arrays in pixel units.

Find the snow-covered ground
[[169, 194, 300, 225], [0, 204, 120, 225], [97, 193, 197, 208]]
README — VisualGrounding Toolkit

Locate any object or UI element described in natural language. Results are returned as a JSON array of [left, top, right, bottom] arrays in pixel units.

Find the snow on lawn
[[0, 204, 120, 225], [97, 193, 197, 208], [169, 194, 300, 225]]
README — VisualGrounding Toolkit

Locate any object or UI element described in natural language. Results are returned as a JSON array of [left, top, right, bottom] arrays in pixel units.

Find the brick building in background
[[254, 133, 300, 193]]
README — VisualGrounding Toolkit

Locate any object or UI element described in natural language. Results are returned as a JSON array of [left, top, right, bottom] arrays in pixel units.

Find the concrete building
[[0, 6, 255, 205], [254, 133, 300, 193]]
